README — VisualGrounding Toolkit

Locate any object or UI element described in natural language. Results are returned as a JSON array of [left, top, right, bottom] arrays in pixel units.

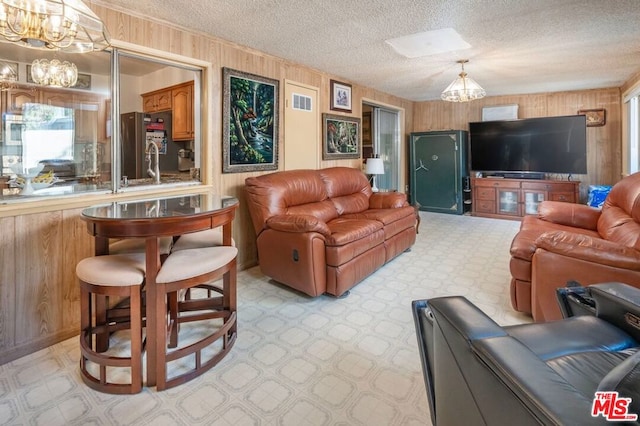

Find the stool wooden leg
[[95, 294, 108, 352], [168, 291, 178, 348], [129, 286, 143, 393]]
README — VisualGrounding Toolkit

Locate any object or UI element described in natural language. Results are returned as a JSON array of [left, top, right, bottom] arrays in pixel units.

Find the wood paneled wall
[[412, 88, 622, 201]]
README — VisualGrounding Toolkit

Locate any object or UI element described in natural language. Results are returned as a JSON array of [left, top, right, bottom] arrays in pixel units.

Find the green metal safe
[[409, 130, 468, 215]]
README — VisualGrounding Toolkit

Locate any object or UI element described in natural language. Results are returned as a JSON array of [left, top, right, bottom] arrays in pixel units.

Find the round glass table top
[[82, 193, 238, 220]]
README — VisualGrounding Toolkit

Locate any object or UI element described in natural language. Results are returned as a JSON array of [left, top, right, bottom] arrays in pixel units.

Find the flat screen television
[[469, 115, 587, 178]]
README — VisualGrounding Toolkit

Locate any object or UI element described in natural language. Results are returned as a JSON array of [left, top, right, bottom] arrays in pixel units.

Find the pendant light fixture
[[0, 0, 110, 53], [31, 58, 77, 87], [441, 59, 486, 102]]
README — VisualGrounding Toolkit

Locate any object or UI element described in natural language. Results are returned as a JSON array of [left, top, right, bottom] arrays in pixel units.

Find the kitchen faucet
[[146, 138, 161, 184]]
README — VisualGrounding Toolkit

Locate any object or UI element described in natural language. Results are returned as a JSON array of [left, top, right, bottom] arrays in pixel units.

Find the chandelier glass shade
[[0, 60, 18, 90], [441, 60, 486, 102], [31, 58, 77, 87], [0, 0, 110, 52]]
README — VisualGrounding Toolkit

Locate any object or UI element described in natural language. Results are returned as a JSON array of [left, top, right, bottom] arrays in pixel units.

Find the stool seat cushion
[[157, 246, 237, 283], [109, 237, 173, 255], [76, 253, 146, 286], [171, 228, 235, 252]]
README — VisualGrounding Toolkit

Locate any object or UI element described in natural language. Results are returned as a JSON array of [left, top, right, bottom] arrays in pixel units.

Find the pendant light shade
[[441, 59, 486, 102], [31, 58, 78, 87]]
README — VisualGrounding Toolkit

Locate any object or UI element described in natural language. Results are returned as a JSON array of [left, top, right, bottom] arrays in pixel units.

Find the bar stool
[[154, 246, 238, 390], [77, 253, 146, 394]]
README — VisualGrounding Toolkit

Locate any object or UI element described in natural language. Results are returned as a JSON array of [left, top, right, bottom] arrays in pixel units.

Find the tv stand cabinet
[[471, 177, 580, 220]]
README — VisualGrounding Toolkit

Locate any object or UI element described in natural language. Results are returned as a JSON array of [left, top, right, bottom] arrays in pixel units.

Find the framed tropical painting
[[222, 67, 279, 173], [322, 113, 361, 160]]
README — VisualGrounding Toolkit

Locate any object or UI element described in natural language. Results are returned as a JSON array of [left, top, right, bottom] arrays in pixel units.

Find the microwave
[[3, 114, 23, 145]]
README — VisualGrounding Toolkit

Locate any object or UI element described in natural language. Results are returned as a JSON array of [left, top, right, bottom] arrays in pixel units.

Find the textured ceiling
[[93, 0, 640, 101]]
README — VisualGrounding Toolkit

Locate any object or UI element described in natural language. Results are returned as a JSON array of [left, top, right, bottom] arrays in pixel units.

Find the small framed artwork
[[0, 61, 18, 81], [322, 113, 361, 160], [222, 67, 279, 173], [578, 108, 606, 127], [330, 80, 352, 113]]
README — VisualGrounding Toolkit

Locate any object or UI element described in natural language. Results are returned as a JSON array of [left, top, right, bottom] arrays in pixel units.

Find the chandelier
[[31, 58, 77, 87], [441, 59, 486, 102], [0, 60, 18, 90], [0, 0, 110, 53]]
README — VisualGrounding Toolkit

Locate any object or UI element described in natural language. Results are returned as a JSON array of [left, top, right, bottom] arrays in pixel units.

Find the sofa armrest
[[590, 283, 640, 342], [265, 214, 331, 237], [538, 200, 601, 230], [535, 231, 640, 270], [369, 192, 408, 209]]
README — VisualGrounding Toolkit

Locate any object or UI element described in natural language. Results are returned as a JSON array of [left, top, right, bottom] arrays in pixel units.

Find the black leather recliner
[[412, 283, 640, 426]]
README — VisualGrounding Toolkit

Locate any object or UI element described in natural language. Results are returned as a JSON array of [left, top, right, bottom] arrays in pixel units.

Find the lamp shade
[[365, 158, 384, 175], [441, 59, 486, 103]]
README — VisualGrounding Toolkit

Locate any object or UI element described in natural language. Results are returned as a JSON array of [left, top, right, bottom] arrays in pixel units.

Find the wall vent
[[292, 93, 312, 111]]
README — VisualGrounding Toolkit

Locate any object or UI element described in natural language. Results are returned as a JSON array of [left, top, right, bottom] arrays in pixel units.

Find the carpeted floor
[[0, 212, 531, 425]]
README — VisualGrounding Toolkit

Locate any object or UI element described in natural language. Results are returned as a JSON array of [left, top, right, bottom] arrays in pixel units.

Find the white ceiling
[[92, 0, 640, 101]]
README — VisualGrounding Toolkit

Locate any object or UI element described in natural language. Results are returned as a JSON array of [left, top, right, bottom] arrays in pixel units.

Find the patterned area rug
[[0, 212, 530, 425]]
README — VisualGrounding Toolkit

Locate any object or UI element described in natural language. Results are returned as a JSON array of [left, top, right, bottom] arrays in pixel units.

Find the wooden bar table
[[81, 193, 238, 387]]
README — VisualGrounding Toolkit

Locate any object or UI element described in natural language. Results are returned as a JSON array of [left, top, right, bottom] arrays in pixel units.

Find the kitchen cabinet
[[472, 177, 580, 219], [142, 88, 172, 112], [3, 87, 38, 113], [171, 81, 194, 140]]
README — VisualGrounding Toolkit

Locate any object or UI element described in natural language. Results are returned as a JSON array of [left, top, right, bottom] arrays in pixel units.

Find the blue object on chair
[[587, 185, 612, 208]]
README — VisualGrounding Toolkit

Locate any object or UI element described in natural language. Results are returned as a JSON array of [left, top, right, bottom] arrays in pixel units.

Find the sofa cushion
[[598, 206, 640, 249], [245, 169, 334, 235], [286, 200, 339, 224], [266, 214, 332, 237], [325, 218, 383, 246], [330, 193, 371, 215], [511, 216, 599, 262], [535, 231, 640, 270], [319, 167, 371, 199]]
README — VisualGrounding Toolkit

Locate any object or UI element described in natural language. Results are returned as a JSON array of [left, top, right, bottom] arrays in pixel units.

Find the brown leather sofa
[[509, 171, 640, 321], [245, 167, 417, 297]]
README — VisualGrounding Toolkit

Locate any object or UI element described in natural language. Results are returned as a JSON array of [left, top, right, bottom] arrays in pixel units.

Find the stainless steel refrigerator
[[120, 111, 179, 179]]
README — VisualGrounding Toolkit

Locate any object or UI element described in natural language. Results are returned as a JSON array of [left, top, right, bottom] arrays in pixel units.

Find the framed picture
[[322, 113, 361, 160], [578, 108, 606, 127], [222, 67, 279, 173], [26, 64, 92, 90], [0, 61, 18, 81], [330, 80, 352, 112]]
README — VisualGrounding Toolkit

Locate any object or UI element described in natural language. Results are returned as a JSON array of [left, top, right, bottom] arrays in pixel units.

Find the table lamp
[[365, 156, 384, 192]]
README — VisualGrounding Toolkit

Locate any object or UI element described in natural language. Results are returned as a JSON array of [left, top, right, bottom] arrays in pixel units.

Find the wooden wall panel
[[61, 210, 94, 331], [413, 88, 622, 201], [14, 211, 64, 345], [0, 217, 15, 352]]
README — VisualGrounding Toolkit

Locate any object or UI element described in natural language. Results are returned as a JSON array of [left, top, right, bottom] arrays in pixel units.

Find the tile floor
[[0, 212, 530, 425]]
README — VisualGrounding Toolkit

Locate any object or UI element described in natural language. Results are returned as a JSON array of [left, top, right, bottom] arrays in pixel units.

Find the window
[[0, 44, 204, 200]]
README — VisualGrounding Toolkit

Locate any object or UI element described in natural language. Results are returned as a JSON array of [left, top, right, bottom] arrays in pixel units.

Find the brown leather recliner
[[509, 171, 640, 321], [245, 167, 417, 297]]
